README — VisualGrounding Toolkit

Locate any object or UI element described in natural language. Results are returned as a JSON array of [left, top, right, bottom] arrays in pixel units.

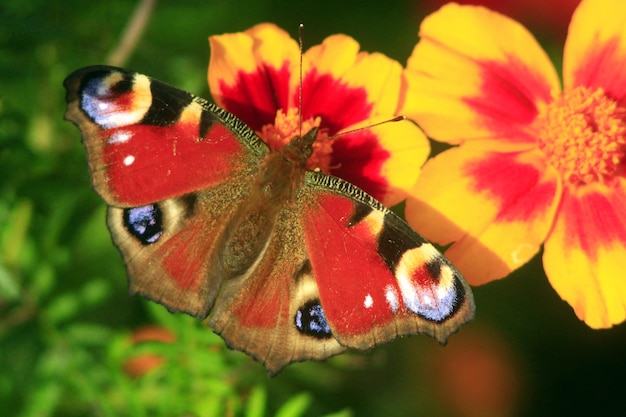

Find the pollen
[[260, 108, 334, 173], [536, 86, 626, 185]]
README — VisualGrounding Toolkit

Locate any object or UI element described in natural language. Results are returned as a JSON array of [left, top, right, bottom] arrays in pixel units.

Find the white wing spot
[[422, 295, 433, 306], [364, 294, 373, 309], [385, 285, 399, 313], [123, 155, 135, 166], [396, 268, 421, 314], [109, 131, 132, 144], [437, 285, 449, 300]]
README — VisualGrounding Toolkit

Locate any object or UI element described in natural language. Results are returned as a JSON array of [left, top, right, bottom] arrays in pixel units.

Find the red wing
[[208, 202, 346, 375], [301, 172, 475, 348], [106, 181, 250, 318], [64, 66, 268, 206]]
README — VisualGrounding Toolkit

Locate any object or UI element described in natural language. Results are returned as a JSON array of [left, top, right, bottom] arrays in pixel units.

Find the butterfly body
[[64, 66, 474, 374]]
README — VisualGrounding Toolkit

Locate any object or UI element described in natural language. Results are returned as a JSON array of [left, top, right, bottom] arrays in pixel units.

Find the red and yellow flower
[[208, 23, 429, 206], [400, 0, 626, 328]]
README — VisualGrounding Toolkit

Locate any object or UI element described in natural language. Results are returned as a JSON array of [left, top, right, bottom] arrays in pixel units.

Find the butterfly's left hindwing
[[64, 66, 269, 317], [65, 65, 474, 375], [106, 181, 250, 318]]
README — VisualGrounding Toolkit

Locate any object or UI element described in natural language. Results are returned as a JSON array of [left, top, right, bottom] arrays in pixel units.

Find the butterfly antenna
[[298, 23, 304, 138], [325, 115, 407, 141]]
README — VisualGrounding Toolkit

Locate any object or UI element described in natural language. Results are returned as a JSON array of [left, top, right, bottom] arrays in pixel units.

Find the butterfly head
[[282, 127, 318, 164]]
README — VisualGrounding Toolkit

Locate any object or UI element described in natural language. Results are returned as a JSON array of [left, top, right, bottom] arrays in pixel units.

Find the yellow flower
[[400, 0, 626, 328], [208, 23, 429, 206]]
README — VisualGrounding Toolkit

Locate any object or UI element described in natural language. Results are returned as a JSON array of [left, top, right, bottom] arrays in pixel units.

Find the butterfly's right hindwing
[[301, 171, 475, 348]]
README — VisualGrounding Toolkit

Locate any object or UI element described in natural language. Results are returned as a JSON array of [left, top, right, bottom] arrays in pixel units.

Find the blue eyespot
[[295, 300, 332, 339], [123, 204, 163, 245]]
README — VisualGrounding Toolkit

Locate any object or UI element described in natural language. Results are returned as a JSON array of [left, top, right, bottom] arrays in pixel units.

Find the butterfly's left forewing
[[64, 66, 269, 317], [64, 66, 268, 207]]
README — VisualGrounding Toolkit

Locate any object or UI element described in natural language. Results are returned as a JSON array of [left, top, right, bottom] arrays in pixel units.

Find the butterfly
[[64, 65, 475, 375]]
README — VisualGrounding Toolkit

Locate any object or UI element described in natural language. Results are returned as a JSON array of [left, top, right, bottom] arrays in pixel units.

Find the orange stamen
[[536, 86, 626, 185], [259, 108, 334, 172]]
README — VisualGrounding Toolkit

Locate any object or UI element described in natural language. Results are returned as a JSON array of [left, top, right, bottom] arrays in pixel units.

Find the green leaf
[[322, 409, 353, 417], [0, 262, 20, 300], [274, 392, 312, 417], [245, 385, 267, 417]]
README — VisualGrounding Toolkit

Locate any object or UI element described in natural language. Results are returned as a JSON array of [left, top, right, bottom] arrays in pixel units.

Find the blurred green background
[[1, 0, 624, 416]]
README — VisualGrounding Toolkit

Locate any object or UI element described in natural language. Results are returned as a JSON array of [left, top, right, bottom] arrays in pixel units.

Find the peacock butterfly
[[64, 65, 475, 375]]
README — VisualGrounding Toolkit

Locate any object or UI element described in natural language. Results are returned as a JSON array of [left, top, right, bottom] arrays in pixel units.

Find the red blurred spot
[[123, 326, 176, 378], [570, 37, 626, 102], [427, 328, 522, 417], [130, 325, 177, 343]]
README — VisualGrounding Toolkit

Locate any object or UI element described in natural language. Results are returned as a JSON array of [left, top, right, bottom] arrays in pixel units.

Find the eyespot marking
[[123, 204, 163, 245], [294, 299, 332, 339]]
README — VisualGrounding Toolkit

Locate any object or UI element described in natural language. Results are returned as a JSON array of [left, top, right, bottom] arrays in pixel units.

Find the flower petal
[[208, 23, 299, 130], [563, 0, 626, 101], [330, 119, 429, 206], [543, 180, 626, 328], [337, 51, 404, 117], [400, 3, 560, 148], [302, 34, 361, 81], [300, 36, 404, 133], [300, 69, 373, 135], [405, 146, 561, 284]]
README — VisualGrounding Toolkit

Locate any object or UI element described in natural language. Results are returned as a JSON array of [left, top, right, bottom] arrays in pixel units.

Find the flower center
[[536, 86, 626, 185], [260, 108, 334, 173]]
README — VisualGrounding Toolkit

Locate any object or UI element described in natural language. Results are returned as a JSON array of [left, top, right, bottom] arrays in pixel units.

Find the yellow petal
[[405, 146, 561, 284], [246, 24, 299, 69], [376, 120, 430, 206], [208, 23, 299, 105], [563, 0, 626, 96], [303, 34, 360, 80], [400, 3, 560, 148], [337, 118, 430, 207], [302, 35, 406, 116], [341, 52, 403, 116], [299, 41, 404, 133], [543, 181, 626, 328]]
